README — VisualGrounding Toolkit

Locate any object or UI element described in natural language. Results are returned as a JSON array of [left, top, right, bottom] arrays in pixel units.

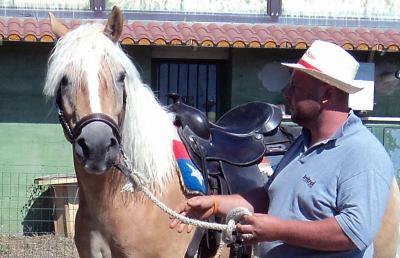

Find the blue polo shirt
[[260, 111, 394, 258]]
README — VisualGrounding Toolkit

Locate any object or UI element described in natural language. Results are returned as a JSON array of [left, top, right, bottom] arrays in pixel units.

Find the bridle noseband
[[56, 87, 124, 144]]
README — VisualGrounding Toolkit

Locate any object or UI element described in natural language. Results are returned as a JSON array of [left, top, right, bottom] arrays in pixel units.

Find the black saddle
[[168, 95, 300, 258], [171, 98, 288, 167]]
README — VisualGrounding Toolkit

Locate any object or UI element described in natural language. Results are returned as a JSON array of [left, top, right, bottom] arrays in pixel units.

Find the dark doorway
[[152, 59, 229, 121]]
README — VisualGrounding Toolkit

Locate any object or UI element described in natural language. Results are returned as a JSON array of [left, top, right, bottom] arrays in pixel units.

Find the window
[[106, 0, 268, 15], [0, 0, 279, 22], [282, 0, 399, 19], [1, 0, 90, 9], [152, 59, 227, 121], [104, 0, 278, 23]]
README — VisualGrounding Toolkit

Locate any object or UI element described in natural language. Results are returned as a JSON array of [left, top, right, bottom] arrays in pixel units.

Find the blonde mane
[[43, 23, 176, 193]]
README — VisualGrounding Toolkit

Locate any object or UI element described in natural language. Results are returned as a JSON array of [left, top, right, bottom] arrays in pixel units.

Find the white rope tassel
[[224, 207, 252, 243], [214, 207, 252, 257]]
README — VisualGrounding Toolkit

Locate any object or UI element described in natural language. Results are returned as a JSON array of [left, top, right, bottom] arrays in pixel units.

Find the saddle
[[168, 95, 300, 258]]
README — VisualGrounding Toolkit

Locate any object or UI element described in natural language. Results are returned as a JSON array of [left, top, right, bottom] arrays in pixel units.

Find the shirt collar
[[301, 110, 363, 148]]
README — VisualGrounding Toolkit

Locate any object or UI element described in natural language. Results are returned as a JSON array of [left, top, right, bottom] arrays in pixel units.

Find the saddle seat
[[170, 99, 283, 168], [215, 101, 282, 135]]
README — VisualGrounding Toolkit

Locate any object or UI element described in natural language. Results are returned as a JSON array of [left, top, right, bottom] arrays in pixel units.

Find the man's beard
[[291, 101, 321, 128]]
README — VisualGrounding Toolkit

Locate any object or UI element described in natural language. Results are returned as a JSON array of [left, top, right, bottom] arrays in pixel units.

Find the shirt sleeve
[[335, 169, 392, 251]]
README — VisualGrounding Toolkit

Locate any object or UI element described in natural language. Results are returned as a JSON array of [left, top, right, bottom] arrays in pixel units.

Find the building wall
[[231, 47, 302, 108], [124, 45, 153, 86], [0, 42, 68, 233], [231, 47, 400, 117], [1, 41, 399, 234]]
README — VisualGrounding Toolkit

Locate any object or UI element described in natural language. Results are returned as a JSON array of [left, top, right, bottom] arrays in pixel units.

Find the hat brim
[[282, 63, 363, 94]]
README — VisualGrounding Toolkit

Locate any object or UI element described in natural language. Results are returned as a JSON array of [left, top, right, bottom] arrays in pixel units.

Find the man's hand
[[169, 196, 215, 233], [236, 213, 282, 244]]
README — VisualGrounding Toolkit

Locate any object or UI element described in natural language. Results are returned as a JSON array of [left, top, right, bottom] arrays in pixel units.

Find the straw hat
[[282, 40, 362, 94]]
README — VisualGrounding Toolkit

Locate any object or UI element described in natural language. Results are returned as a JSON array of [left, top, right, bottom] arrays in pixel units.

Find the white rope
[[118, 152, 251, 249], [122, 169, 237, 232]]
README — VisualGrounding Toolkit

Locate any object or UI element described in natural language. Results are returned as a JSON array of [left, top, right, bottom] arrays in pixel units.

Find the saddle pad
[[258, 157, 274, 177], [173, 138, 206, 195]]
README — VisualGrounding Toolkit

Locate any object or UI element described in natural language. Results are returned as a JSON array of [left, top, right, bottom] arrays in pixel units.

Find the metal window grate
[[152, 59, 226, 121]]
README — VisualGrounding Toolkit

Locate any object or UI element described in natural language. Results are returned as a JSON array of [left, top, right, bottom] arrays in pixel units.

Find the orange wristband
[[212, 195, 218, 215]]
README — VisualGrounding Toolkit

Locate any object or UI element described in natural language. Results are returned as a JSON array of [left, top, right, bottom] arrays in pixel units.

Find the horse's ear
[[48, 12, 69, 38], [104, 6, 123, 43]]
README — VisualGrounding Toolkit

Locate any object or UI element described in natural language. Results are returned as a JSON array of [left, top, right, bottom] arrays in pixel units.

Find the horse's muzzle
[[74, 120, 120, 174]]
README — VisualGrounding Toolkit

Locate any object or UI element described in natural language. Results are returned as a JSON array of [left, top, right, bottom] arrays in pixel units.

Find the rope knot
[[223, 207, 252, 244]]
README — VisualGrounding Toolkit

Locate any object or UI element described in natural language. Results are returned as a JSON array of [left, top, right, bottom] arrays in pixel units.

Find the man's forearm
[[215, 187, 268, 217], [275, 217, 356, 251]]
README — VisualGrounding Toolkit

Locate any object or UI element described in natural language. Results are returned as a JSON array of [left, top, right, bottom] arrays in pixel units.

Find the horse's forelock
[[44, 22, 176, 193]]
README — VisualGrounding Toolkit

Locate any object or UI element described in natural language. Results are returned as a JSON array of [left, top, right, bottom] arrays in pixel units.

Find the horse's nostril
[[107, 137, 118, 152], [77, 138, 89, 157]]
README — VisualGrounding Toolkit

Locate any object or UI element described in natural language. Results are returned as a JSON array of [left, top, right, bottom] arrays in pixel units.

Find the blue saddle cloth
[[173, 138, 206, 195]]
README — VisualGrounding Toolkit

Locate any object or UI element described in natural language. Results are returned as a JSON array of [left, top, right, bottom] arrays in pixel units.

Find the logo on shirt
[[302, 174, 316, 188]]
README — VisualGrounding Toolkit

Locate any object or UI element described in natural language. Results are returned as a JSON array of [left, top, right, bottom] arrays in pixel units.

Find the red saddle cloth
[[173, 136, 207, 195]]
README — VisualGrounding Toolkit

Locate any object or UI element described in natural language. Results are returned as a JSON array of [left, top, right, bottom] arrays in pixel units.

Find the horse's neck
[[74, 165, 193, 258], [75, 162, 188, 216], [75, 164, 125, 203]]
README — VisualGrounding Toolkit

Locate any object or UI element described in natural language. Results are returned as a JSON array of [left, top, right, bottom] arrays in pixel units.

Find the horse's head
[[44, 7, 127, 174], [44, 7, 176, 192]]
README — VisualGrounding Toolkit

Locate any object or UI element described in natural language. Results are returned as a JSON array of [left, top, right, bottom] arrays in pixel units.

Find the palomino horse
[[374, 179, 400, 258], [43, 6, 399, 258], [44, 7, 195, 258]]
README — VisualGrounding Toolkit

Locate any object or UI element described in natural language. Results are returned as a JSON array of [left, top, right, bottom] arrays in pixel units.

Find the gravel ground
[[0, 234, 78, 258]]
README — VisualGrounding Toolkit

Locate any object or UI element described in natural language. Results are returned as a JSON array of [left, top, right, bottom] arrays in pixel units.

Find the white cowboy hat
[[282, 40, 362, 94]]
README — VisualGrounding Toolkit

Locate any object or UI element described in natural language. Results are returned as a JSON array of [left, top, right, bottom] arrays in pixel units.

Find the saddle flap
[[179, 125, 266, 167], [220, 162, 269, 194], [206, 128, 265, 165]]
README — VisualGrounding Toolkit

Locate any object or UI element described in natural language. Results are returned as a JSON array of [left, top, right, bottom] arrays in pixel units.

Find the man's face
[[284, 71, 323, 127]]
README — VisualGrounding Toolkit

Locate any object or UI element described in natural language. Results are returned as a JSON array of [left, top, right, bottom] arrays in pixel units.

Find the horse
[[373, 179, 400, 258], [42, 6, 400, 258], [43, 7, 196, 258]]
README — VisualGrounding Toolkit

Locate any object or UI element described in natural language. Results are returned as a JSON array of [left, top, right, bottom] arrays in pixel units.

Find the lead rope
[[115, 149, 252, 257]]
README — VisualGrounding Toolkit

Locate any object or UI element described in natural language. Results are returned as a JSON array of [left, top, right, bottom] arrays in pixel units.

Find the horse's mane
[[43, 23, 176, 193]]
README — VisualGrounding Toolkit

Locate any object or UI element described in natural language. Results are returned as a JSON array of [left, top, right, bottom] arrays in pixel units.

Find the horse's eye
[[117, 72, 126, 84], [60, 76, 69, 87]]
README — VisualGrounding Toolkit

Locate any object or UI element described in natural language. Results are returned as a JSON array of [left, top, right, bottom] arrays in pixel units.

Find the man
[[170, 40, 394, 258]]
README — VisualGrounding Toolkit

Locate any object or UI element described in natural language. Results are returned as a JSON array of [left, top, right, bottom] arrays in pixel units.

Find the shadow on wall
[[22, 187, 54, 235]]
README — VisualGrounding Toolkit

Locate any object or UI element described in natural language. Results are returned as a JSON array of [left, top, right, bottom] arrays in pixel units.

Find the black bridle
[[56, 87, 125, 144]]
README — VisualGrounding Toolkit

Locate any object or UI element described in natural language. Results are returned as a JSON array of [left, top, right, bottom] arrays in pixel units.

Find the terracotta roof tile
[[281, 26, 304, 44], [193, 23, 212, 41], [241, 28, 261, 42], [0, 17, 399, 51]]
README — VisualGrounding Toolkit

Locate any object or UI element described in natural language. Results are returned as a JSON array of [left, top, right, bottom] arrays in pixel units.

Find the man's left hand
[[236, 213, 282, 244]]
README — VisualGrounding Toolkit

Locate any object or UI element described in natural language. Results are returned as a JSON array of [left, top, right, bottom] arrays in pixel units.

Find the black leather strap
[[72, 113, 121, 143], [185, 228, 206, 258], [56, 87, 123, 144]]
